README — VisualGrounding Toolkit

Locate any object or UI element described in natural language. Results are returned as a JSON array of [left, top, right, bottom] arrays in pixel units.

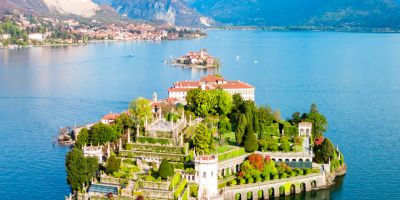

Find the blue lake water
[[1, 30, 400, 199]]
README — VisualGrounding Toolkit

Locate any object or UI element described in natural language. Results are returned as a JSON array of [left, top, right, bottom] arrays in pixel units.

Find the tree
[[279, 141, 291, 152], [258, 106, 275, 126], [129, 97, 153, 125], [266, 138, 279, 152], [244, 124, 258, 152], [186, 89, 231, 116], [66, 148, 98, 191], [158, 159, 174, 179], [232, 93, 244, 114], [115, 113, 135, 131], [192, 124, 213, 154], [75, 128, 89, 148], [218, 116, 231, 134], [320, 138, 334, 163], [289, 112, 302, 125], [89, 123, 118, 145], [235, 114, 247, 145], [248, 154, 264, 171], [106, 155, 121, 174], [217, 90, 232, 115], [307, 104, 328, 138]]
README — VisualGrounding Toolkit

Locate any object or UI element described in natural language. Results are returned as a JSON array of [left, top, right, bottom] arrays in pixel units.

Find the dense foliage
[[235, 154, 315, 184], [106, 154, 121, 174], [65, 148, 98, 191], [129, 97, 153, 125], [191, 123, 215, 154], [158, 159, 174, 179], [0, 21, 28, 46], [314, 138, 334, 163], [186, 89, 232, 116]]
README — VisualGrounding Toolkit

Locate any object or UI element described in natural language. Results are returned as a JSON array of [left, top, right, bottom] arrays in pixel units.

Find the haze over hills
[[104, 0, 400, 30], [2, 0, 400, 30], [189, 0, 400, 29]]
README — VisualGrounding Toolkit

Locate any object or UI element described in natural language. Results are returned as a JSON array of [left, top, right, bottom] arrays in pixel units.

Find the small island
[[172, 49, 220, 69], [64, 75, 346, 200]]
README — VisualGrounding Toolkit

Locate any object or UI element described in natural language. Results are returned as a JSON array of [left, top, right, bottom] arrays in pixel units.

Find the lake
[[1, 30, 399, 199]]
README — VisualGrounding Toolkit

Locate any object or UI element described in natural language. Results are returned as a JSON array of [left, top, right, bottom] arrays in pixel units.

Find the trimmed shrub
[[158, 159, 174, 179], [189, 184, 198, 197]]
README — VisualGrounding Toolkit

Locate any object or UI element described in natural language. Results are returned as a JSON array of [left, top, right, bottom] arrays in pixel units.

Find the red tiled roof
[[174, 81, 200, 87], [216, 81, 254, 89], [201, 74, 224, 83], [165, 97, 178, 103], [102, 113, 120, 120], [168, 87, 193, 92]]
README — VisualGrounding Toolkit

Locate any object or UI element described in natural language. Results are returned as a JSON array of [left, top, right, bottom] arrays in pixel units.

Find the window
[[197, 171, 199, 176], [211, 172, 214, 177], [203, 172, 206, 178]]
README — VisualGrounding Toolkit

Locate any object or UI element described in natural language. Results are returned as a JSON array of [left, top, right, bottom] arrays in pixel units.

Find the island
[[172, 49, 220, 69], [63, 75, 346, 200]]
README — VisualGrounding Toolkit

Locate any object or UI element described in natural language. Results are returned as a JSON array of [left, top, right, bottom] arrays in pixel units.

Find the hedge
[[182, 186, 189, 200], [138, 136, 173, 145], [125, 143, 185, 154], [260, 124, 279, 138], [189, 184, 198, 197], [144, 130, 174, 138], [174, 179, 187, 200], [169, 172, 182, 190], [283, 125, 298, 137], [218, 148, 246, 161]]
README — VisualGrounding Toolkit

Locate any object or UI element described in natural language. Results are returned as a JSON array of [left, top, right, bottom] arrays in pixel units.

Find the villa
[[168, 75, 255, 102], [101, 112, 120, 124]]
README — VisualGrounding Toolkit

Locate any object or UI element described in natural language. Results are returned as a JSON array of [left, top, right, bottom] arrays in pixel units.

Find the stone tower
[[153, 91, 158, 102], [195, 155, 219, 199]]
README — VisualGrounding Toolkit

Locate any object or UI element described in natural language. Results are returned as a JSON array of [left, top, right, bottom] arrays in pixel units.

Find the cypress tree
[[235, 114, 247, 145], [244, 124, 258, 152]]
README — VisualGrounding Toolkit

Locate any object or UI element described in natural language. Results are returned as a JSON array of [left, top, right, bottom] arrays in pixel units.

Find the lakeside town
[[60, 74, 346, 200], [0, 11, 206, 49]]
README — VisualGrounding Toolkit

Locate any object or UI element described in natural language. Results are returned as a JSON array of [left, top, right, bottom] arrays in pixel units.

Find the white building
[[101, 112, 120, 124], [83, 145, 103, 163], [1, 34, 11, 40], [28, 33, 44, 41], [168, 75, 255, 101], [298, 122, 312, 137], [195, 155, 219, 200]]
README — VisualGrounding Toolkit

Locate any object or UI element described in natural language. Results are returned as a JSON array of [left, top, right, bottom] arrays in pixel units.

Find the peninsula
[[64, 75, 346, 200], [172, 49, 220, 69]]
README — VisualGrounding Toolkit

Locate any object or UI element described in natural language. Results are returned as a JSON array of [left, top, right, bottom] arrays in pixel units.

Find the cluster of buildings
[[168, 74, 255, 102], [0, 11, 204, 48], [174, 49, 217, 67]]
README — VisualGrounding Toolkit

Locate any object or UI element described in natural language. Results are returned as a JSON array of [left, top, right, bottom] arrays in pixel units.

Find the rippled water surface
[[1, 30, 400, 199]]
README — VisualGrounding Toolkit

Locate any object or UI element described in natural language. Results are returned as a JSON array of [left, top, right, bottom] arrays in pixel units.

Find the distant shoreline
[[205, 26, 400, 34]]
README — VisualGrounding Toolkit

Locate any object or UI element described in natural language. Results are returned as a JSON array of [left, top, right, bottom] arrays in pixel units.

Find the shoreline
[[0, 35, 207, 50]]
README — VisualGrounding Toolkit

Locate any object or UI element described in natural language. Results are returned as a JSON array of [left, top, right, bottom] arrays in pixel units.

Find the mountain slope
[[107, 0, 213, 26], [0, 0, 49, 14], [189, 0, 400, 29], [43, 0, 100, 17], [0, 0, 100, 18]]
